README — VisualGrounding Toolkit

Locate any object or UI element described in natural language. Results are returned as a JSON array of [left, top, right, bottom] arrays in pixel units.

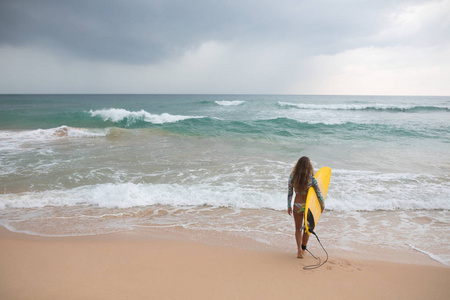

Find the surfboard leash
[[303, 230, 328, 270]]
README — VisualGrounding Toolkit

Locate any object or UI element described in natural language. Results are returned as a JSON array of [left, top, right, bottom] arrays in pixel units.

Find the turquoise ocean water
[[0, 94, 449, 264]]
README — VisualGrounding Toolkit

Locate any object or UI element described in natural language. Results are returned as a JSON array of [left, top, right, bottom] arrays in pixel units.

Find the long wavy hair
[[292, 156, 314, 192]]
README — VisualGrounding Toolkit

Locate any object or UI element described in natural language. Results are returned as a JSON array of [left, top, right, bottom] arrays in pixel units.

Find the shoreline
[[3, 219, 447, 267], [1, 226, 449, 300], [2, 206, 448, 267]]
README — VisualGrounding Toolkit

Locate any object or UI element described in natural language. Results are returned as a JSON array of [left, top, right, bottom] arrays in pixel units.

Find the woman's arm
[[311, 176, 325, 212], [287, 173, 294, 210]]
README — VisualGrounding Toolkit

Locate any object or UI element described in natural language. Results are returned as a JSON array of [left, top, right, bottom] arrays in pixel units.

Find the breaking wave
[[89, 108, 205, 126], [215, 100, 246, 106], [277, 102, 450, 112]]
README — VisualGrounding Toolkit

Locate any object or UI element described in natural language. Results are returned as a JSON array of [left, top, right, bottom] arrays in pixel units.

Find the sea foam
[[1, 170, 449, 211], [0, 182, 285, 210], [408, 244, 449, 266], [326, 170, 450, 211], [88, 108, 204, 125], [0, 126, 106, 139], [0, 126, 108, 151]]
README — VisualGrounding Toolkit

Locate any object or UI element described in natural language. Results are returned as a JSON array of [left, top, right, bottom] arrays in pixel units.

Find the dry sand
[[1, 227, 449, 300]]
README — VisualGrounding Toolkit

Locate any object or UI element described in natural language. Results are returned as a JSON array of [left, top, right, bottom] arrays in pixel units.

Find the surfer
[[287, 156, 324, 258]]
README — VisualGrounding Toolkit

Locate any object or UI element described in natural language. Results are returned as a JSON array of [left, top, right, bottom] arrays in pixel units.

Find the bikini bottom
[[294, 202, 306, 213]]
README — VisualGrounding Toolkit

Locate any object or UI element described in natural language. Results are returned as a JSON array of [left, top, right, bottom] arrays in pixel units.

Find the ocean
[[1, 94, 449, 264]]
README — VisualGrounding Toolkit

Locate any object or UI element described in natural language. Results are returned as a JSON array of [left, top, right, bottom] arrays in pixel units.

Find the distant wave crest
[[89, 108, 205, 125], [215, 100, 246, 106], [277, 102, 450, 112]]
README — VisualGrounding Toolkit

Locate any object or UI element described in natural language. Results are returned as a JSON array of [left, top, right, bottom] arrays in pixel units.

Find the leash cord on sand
[[303, 230, 328, 270]]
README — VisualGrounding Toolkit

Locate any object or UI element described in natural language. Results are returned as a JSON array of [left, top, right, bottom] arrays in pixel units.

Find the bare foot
[[297, 249, 303, 259]]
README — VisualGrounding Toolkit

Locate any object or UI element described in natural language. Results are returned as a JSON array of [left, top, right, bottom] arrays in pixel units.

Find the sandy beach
[[1, 227, 449, 300]]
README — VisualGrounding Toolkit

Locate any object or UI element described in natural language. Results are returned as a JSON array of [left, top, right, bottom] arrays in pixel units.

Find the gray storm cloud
[[0, 0, 448, 94], [1, 0, 436, 64]]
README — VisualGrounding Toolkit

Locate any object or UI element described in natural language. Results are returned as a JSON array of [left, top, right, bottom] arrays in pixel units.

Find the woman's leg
[[293, 210, 304, 258], [302, 227, 310, 250]]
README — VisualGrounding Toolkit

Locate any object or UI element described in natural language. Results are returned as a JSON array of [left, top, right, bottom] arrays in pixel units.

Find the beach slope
[[1, 228, 449, 300]]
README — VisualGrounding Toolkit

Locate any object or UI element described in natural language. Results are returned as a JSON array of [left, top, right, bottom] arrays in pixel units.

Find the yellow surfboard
[[304, 167, 331, 235]]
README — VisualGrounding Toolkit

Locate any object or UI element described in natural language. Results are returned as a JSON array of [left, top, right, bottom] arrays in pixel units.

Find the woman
[[287, 156, 324, 258]]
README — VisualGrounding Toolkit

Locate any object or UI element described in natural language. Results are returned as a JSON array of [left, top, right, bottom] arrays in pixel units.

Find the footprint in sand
[[327, 259, 360, 272]]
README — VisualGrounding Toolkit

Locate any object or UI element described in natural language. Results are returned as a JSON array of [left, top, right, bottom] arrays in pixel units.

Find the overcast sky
[[0, 0, 449, 95]]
